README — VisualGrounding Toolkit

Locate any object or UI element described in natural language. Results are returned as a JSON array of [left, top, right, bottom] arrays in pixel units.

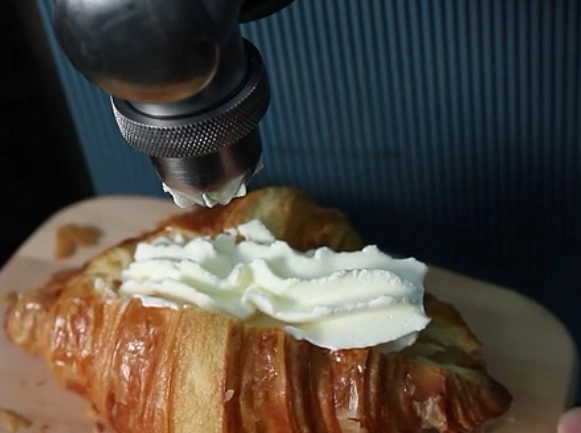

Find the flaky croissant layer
[[3, 187, 511, 433]]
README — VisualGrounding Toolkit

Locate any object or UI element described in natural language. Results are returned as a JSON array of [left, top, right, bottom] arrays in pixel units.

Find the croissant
[[3, 187, 511, 433]]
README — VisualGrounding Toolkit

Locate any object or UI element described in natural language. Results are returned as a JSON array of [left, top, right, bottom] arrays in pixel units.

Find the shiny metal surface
[[129, 27, 249, 118], [151, 128, 262, 193], [53, 0, 232, 104], [112, 41, 270, 158]]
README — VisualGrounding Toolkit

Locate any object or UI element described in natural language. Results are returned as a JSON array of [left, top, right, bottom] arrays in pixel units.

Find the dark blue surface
[[34, 0, 580, 402]]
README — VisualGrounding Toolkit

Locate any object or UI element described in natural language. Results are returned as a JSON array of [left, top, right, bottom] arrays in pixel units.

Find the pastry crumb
[[38, 424, 49, 433], [0, 408, 32, 432], [224, 389, 234, 402], [54, 225, 75, 259], [36, 379, 46, 387], [55, 224, 102, 259], [84, 403, 99, 417], [92, 421, 105, 433], [1, 291, 19, 306], [69, 224, 102, 246]]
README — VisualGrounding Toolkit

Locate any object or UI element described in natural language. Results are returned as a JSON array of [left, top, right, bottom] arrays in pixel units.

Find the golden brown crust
[[3, 186, 511, 433], [0, 408, 32, 432]]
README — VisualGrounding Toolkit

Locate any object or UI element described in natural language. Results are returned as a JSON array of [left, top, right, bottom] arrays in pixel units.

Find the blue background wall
[[34, 0, 580, 395]]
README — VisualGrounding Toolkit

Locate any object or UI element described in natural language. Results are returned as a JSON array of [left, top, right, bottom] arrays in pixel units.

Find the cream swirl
[[118, 220, 431, 351]]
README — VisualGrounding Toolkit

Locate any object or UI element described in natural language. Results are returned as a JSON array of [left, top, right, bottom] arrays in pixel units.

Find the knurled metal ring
[[111, 42, 270, 158]]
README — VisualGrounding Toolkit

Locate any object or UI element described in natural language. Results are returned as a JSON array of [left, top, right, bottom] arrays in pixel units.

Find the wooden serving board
[[0, 196, 577, 433]]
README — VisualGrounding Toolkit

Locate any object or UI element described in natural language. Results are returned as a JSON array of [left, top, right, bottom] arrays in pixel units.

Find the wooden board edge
[[428, 266, 580, 406], [431, 266, 579, 351]]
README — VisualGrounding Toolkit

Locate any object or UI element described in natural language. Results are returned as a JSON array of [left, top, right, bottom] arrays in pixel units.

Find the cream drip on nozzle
[[162, 157, 263, 208]]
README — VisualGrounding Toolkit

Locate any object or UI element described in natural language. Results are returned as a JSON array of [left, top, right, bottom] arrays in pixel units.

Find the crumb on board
[[84, 403, 99, 417], [38, 424, 49, 433], [55, 224, 102, 259], [92, 421, 105, 433], [36, 379, 46, 387], [1, 291, 20, 306], [0, 408, 32, 432]]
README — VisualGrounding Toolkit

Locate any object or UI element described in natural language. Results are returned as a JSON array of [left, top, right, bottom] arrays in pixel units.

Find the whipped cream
[[162, 177, 247, 208], [118, 220, 431, 351], [162, 159, 264, 208]]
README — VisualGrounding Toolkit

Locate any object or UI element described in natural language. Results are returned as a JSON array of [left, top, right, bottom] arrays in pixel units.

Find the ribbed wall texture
[[35, 0, 581, 357]]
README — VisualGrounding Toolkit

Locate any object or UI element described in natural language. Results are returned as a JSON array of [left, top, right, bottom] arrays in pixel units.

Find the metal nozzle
[[151, 128, 263, 207], [111, 41, 269, 206]]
